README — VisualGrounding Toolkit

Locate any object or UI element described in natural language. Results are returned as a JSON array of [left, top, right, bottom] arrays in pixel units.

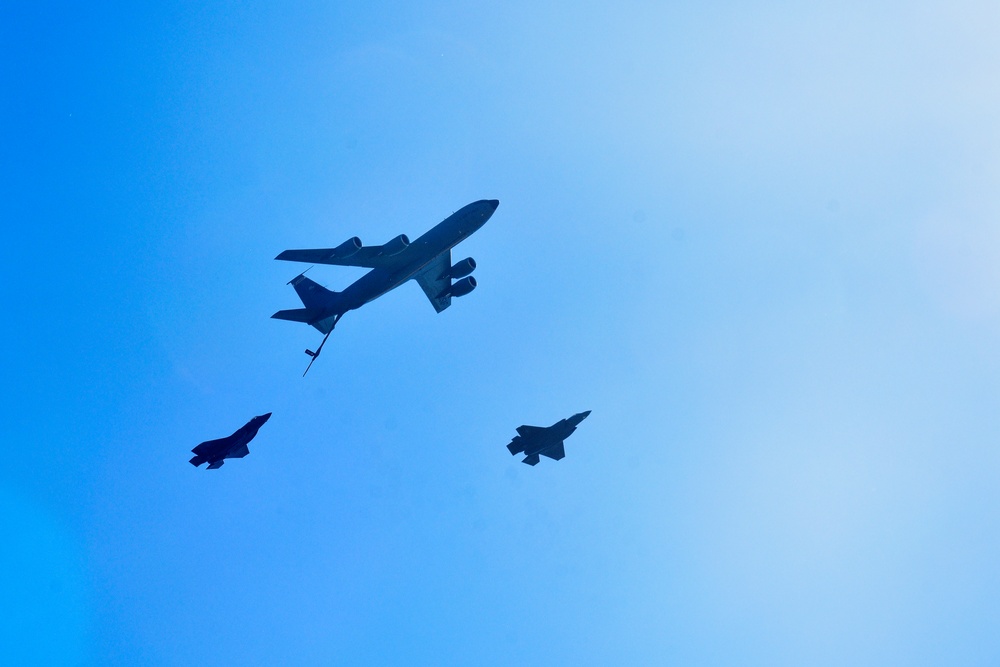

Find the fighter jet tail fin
[[207, 460, 225, 469], [189, 455, 205, 467], [522, 454, 540, 466], [506, 438, 523, 455]]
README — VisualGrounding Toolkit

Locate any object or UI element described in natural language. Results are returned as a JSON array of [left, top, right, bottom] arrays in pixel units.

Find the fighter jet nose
[[578, 410, 591, 420], [260, 412, 273, 421], [487, 199, 499, 210]]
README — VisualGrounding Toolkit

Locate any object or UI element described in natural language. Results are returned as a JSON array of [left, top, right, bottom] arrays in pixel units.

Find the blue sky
[[3, 1, 1000, 664]]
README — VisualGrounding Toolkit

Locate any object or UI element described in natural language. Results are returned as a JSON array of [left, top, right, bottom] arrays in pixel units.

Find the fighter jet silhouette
[[189, 413, 272, 469], [506, 411, 591, 465]]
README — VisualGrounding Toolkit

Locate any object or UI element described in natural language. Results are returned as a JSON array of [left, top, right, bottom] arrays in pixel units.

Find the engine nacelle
[[330, 236, 362, 260], [441, 276, 477, 298], [379, 234, 410, 256], [440, 257, 476, 281]]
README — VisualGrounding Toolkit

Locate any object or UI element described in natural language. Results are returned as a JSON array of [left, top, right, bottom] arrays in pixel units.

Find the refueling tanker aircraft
[[273, 199, 500, 375]]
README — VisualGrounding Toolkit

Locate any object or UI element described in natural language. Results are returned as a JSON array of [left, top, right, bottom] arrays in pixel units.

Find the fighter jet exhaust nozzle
[[439, 276, 477, 299], [440, 257, 476, 281], [380, 234, 410, 257]]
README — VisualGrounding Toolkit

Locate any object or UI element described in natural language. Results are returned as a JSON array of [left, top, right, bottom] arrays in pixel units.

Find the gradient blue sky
[[3, 2, 1000, 665]]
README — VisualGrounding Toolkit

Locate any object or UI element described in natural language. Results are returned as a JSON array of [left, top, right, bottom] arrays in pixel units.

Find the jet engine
[[441, 257, 476, 280], [440, 276, 477, 298], [330, 236, 362, 259], [379, 234, 410, 256]]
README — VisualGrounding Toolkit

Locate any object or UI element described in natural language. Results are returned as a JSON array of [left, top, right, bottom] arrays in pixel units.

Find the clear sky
[[3, 2, 1000, 665]]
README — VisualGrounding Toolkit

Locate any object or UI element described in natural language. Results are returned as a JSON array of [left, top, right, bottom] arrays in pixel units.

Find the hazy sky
[[3, 2, 1000, 665]]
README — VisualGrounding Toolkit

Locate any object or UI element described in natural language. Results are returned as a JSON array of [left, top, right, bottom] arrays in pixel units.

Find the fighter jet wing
[[516, 425, 547, 437], [228, 444, 250, 459], [192, 438, 227, 456], [541, 442, 566, 461], [413, 250, 452, 313]]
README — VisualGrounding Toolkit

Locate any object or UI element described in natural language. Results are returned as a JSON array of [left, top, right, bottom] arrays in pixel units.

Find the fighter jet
[[189, 413, 272, 469], [506, 410, 591, 465], [272, 199, 499, 374]]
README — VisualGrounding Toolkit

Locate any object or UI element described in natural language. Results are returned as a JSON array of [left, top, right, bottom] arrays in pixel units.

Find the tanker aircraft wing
[[276, 236, 408, 270], [413, 250, 452, 313]]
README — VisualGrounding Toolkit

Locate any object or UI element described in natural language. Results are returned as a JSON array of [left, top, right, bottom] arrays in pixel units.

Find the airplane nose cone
[[578, 410, 591, 420], [487, 199, 499, 210], [260, 412, 273, 422]]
